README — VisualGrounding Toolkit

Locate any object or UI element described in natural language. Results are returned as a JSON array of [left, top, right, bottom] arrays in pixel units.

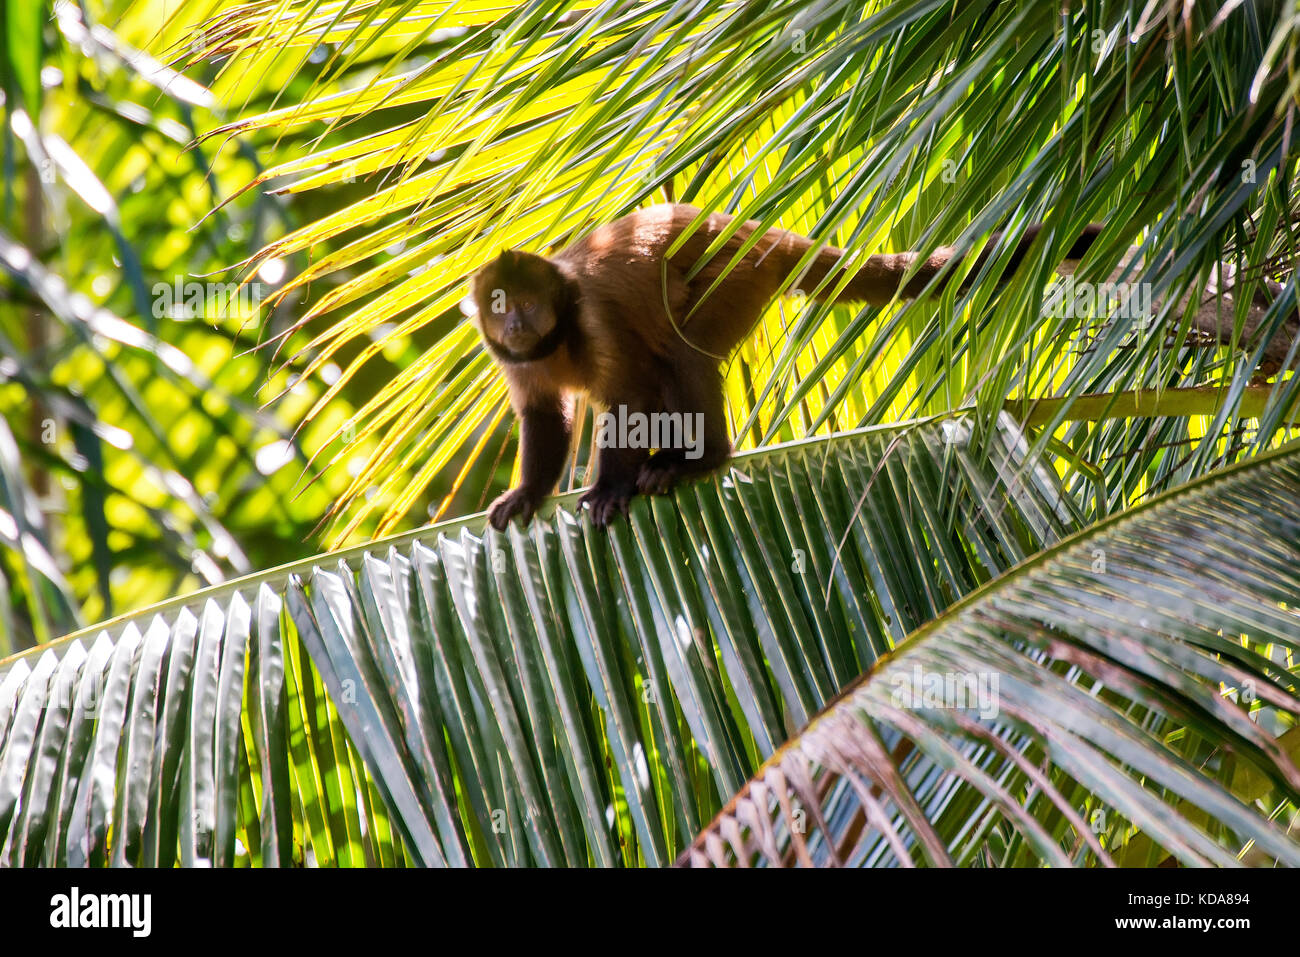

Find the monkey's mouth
[[502, 330, 540, 353]]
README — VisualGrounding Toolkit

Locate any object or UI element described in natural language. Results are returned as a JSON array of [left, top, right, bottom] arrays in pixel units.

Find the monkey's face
[[472, 250, 561, 357]]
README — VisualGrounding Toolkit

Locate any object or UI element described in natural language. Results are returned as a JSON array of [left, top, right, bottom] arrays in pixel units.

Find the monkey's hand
[[577, 484, 632, 527], [487, 487, 543, 530]]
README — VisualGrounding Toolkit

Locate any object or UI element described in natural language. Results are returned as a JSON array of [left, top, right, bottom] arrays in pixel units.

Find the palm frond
[[0, 413, 1074, 865], [682, 438, 1300, 867]]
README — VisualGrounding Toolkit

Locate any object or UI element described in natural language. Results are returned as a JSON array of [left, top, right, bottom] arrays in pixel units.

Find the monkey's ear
[[459, 289, 479, 317]]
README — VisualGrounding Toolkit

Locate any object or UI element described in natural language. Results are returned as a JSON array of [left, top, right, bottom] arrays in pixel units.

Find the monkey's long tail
[[791, 222, 1105, 306]]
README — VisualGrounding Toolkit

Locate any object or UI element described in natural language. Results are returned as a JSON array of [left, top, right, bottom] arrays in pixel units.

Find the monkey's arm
[[487, 389, 571, 530]]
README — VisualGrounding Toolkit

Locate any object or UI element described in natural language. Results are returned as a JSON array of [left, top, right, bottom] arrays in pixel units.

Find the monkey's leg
[[579, 442, 650, 527], [635, 362, 731, 496]]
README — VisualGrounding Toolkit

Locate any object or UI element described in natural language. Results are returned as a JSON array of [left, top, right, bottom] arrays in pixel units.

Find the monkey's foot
[[635, 456, 684, 496], [577, 484, 632, 527], [487, 487, 542, 531]]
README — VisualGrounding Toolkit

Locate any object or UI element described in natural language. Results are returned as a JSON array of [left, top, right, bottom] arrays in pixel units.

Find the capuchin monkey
[[468, 203, 1103, 529]]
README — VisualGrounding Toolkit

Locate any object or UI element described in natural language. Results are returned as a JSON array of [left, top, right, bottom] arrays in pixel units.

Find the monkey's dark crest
[[469, 203, 1104, 530]]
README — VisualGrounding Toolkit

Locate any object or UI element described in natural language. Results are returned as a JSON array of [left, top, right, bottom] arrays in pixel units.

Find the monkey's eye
[[518, 299, 535, 313]]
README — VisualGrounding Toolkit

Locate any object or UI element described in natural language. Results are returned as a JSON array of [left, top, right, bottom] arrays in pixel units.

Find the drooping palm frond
[[0, 414, 1078, 865], [682, 440, 1300, 867], [168, 0, 1300, 540]]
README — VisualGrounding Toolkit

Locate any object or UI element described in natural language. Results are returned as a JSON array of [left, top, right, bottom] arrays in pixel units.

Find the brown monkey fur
[[469, 203, 1102, 529]]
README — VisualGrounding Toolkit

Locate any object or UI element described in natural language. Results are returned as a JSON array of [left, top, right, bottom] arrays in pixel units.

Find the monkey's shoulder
[[558, 203, 750, 265]]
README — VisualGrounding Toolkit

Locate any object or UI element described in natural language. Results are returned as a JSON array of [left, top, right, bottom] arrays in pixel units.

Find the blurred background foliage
[[0, 0, 489, 654]]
